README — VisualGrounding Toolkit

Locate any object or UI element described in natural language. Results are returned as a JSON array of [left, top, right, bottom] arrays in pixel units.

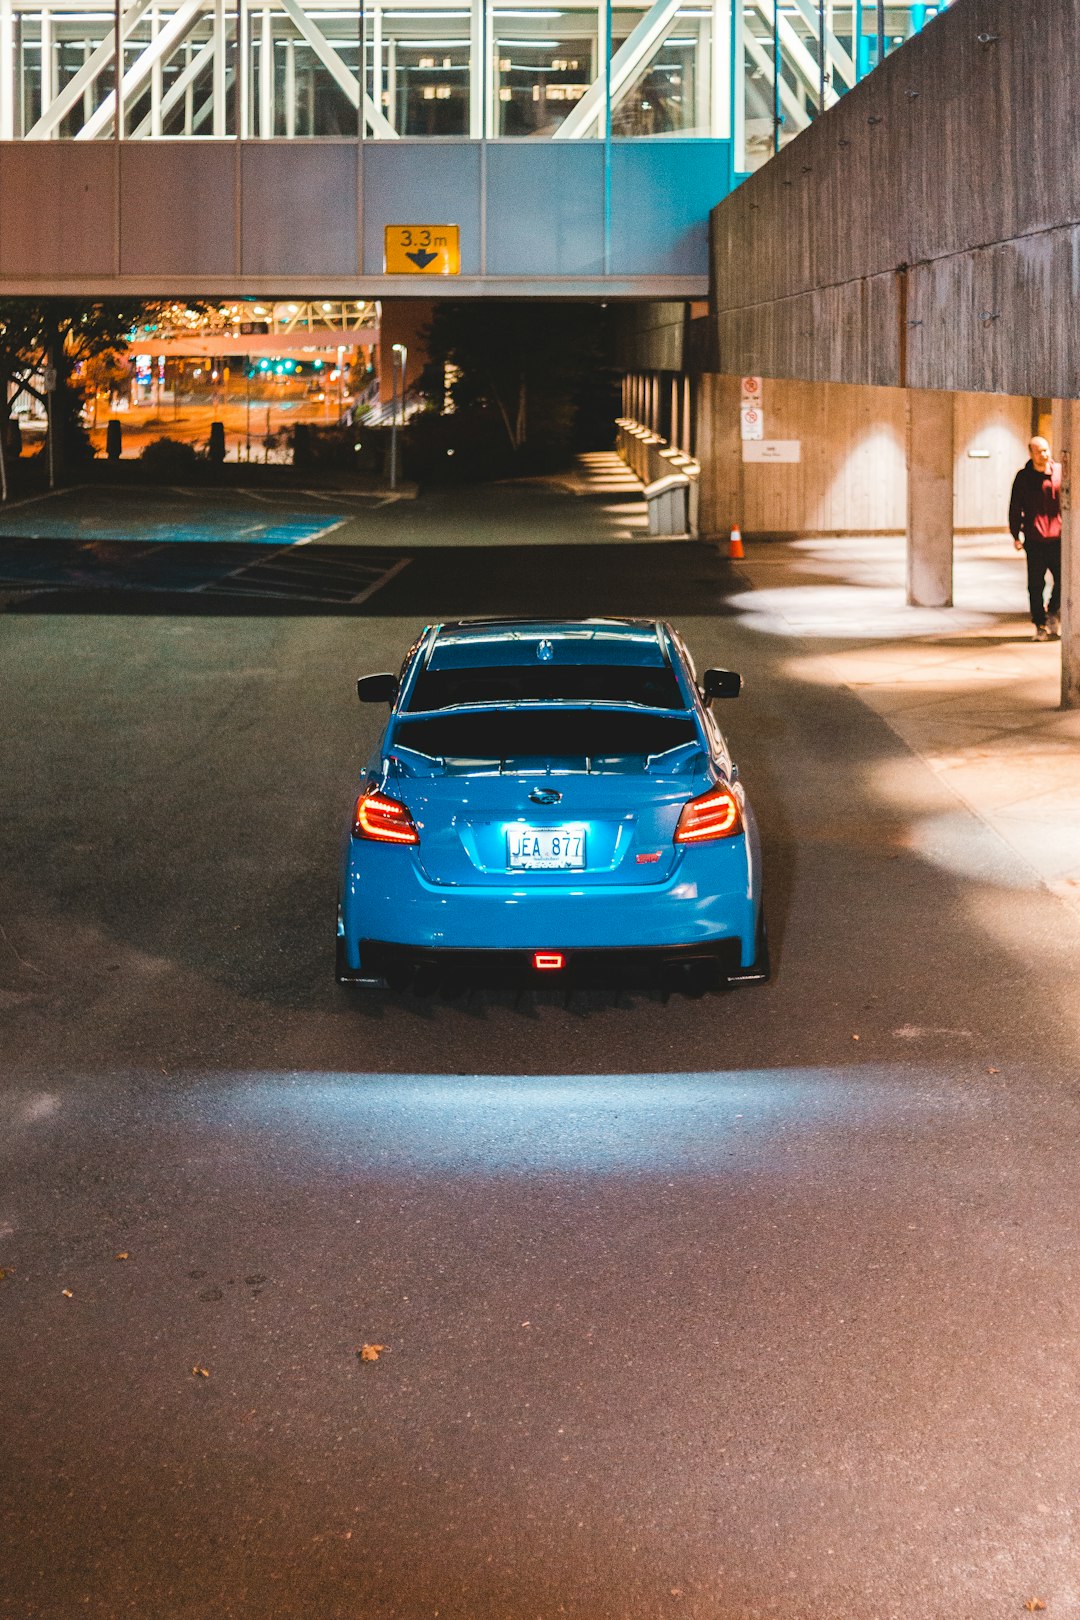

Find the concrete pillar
[[1056, 398, 1080, 709], [906, 388, 955, 608]]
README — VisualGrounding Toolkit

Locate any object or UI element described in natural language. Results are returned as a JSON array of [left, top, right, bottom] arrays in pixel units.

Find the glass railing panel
[[737, 0, 950, 171]]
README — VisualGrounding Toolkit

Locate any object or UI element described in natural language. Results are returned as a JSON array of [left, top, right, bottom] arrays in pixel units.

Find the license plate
[[507, 825, 586, 871]]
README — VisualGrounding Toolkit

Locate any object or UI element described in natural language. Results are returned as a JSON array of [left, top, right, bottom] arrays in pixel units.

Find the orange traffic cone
[[728, 525, 745, 560]]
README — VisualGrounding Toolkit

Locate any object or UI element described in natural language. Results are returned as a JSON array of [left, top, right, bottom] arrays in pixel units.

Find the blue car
[[336, 618, 768, 993]]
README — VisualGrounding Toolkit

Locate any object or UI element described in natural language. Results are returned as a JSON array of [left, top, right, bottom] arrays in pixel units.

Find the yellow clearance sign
[[384, 225, 461, 275]]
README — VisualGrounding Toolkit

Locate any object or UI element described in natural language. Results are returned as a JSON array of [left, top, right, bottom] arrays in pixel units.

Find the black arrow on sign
[[406, 248, 438, 269]]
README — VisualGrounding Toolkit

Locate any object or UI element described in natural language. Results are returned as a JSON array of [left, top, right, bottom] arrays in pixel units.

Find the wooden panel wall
[[695, 377, 1032, 538], [953, 392, 1032, 531], [708, 0, 1080, 399]]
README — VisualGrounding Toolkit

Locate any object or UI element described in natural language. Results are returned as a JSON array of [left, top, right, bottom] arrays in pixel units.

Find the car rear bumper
[[338, 935, 769, 992], [341, 837, 760, 969]]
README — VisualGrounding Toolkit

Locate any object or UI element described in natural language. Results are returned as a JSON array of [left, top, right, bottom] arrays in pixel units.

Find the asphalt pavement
[[3, 477, 1080, 1619]]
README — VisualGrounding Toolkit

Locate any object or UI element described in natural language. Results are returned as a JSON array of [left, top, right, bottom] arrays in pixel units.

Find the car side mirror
[[702, 668, 742, 702], [357, 672, 398, 704]]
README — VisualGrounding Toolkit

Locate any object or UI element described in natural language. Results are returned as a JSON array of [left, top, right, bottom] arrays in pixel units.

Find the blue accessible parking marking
[[0, 489, 346, 546]]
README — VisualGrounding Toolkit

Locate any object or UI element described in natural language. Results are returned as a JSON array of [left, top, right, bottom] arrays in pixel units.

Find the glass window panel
[[610, 2, 715, 139], [18, 3, 116, 137], [489, 0, 598, 138], [122, 2, 235, 137], [365, 3, 472, 136], [239, 1, 360, 138]]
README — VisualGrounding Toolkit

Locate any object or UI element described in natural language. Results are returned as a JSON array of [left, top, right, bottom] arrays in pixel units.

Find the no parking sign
[[740, 404, 763, 441]]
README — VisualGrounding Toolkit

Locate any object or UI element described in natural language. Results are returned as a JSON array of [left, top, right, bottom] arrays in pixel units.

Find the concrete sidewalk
[[729, 532, 1080, 914]]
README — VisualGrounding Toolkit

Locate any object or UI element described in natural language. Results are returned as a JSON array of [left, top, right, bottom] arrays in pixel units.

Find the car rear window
[[392, 709, 697, 763], [406, 663, 685, 711]]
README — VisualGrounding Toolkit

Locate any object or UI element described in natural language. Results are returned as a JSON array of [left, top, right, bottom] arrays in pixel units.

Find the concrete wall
[[693, 376, 1031, 539], [614, 302, 711, 373], [708, 0, 1080, 398], [0, 137, 732, 298]]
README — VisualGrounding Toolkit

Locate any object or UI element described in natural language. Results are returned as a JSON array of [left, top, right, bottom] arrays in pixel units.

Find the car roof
[[428, 618, 671, 670]]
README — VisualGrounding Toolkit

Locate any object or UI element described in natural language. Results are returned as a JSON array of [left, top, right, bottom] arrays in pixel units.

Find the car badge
[[529, 787, 562, 805], [536, 639, 554, 662]]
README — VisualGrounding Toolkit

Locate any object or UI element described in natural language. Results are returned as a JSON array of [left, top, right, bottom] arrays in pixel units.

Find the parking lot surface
[[2, 476, 1080, 1620]]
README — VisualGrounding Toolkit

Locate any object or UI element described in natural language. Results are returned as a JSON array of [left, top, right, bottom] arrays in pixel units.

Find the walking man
[[1009, 435, 1062, 641]]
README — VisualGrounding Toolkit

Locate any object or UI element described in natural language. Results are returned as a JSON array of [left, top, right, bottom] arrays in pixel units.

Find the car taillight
[[673, 783, 742, 844], [352, 788, 419, 845]]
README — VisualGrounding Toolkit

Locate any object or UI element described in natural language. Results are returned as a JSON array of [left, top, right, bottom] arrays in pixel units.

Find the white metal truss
[[80, 0, 206, 137], [268, 298, 375, 332]]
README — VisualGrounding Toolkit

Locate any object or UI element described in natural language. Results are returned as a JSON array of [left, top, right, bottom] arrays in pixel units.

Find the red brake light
[[353, 788, 419, 845], [533, 952, 565, 971], [673, 783, 742, 844]]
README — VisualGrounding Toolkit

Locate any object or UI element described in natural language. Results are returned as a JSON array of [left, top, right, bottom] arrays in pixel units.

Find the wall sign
[[740, 404, 763, 441], [384, 226, 461, 274], [742, 440, 801, 463]]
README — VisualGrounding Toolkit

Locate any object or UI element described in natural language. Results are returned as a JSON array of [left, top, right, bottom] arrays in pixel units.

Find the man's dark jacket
[[1009, 459, 1062, 543]]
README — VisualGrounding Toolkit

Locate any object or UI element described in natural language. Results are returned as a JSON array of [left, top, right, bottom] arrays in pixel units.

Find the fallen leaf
[[191, 1365, 210, 1378], [852, 1034, 861, 1042], [61, 1288, 73, 1298], [358, 1344, 386, 1362], [115, 1252, 129, 1261], [1024, 1603, 1046, 1613], [0, 1268, 10, 1282], [670, 1590, 683, 1600], [987, 1067, 1000, 1075]]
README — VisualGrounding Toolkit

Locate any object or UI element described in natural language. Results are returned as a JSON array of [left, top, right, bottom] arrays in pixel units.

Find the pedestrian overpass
[[1, 0, 948, 297]]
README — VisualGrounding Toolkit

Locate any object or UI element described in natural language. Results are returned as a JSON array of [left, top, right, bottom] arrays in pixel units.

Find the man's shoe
[[1047, 613, 1061, 639], [1036, 624, 1051, 641]]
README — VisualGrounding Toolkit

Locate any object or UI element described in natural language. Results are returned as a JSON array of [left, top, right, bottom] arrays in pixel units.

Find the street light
[[389, 341, 407, 491]]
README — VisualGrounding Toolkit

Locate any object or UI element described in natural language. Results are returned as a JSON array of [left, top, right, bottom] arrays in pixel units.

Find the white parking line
[[350, 556, 412, 604]]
